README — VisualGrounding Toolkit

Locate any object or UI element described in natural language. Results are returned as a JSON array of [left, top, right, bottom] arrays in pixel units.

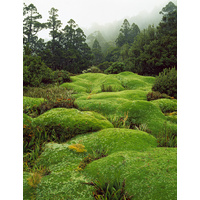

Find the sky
[[23, 0, 176, 39]]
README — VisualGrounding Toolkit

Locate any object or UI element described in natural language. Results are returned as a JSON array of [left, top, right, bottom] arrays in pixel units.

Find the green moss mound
[[78, 89, 147, 101], [23, 96, 44, 110], [84, 148, 177, 200], [151, 98, 177, 113], [25, 129, 175, 200], [70, 128, 157, 153], [23, 113, 33, 126], [113, 71, 155, 91], [77, 97, 175, 137], [32, 108, 113, 138], [60, 72, 155, 94], [27, 128, 157, 199]]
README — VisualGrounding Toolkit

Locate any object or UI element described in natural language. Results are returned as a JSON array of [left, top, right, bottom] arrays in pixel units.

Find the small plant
[[157, 121, 177, 147], [101, 84, 114, 92], [135, 123, 151, 134], [108, 112, 130, 128], [83, 175, 133, 200], [27, 172, 42, 188], [68, 144, 87, 153]]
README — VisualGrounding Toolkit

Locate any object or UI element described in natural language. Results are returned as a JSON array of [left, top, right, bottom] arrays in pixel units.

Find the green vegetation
[[152, 67, 177, 98], [23, 1, 177, 199], [23, 129, 176, 199]]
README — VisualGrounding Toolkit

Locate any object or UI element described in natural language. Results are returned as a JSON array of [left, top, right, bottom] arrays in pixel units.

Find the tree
[[116, 19, 140, 47], [128, 2, 177, 76], [157, 1, 177, 37], [60, 19, 92, 73], [23, 3, 46, 51], [116, 19, 130, 47], [47, 8, 62, 42], [92, 39, 104, 65]]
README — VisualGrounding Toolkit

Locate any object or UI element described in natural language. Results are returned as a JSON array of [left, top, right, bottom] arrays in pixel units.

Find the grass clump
[[157, 121, 177, 147], [84, 175, 133, 200]]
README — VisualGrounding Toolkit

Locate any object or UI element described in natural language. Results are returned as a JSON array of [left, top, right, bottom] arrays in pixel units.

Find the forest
[[23, 1, 177, 199]]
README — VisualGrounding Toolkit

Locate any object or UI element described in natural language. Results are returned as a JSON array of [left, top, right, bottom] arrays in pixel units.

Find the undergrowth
[[83, 173, 133, 200]]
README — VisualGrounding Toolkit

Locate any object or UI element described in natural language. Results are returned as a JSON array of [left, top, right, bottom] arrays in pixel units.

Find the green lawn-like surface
[[23, 72, 177, 199]]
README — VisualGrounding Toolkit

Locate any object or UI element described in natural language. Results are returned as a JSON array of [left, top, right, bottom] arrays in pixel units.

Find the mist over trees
[[23, 1, 177, 83]]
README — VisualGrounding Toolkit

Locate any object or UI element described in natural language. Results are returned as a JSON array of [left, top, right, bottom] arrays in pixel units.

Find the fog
[[23, 0, 177, 41]]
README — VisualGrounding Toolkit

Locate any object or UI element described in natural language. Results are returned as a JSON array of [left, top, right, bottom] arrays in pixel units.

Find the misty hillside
[[83, 3, 167, 44]]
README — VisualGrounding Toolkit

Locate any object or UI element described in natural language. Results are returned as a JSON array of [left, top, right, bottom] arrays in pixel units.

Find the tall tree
[[23, 3, 46, 51], [47, 7, 62, 42], [116, 19, 130, 47], [157, 1, 177, 37], [92, 39, 104, 65], [116, 19, 140, 47], [61, 19, 92, 73]]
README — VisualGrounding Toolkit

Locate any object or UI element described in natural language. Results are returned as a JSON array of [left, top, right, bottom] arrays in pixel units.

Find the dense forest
[[23, 1, 177, 80]]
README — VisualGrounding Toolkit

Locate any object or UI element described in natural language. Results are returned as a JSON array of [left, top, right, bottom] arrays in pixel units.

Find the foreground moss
[[84, 148, 177, 200], [24, 129, 176, 199]]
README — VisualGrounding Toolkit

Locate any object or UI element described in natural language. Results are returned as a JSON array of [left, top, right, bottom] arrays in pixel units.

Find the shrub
[[97, 61, 113, 71], [147, 91, 170, 101], [82, 66, 102, 74], [23, 86, 73, 99], [104, 62, 125, 74], [152, 67, 177, 99], [34, 95, 77, 116], [53, 70, 71, 84], [23, 55, 54, 87], [23, 87, 77, 117]]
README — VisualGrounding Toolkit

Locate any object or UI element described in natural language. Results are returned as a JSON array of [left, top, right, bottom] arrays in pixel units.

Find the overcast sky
[[23, 0, 176, 27]]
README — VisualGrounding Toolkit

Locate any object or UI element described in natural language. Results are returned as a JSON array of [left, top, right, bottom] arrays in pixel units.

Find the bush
[[104, 62, 125, 74], [23, 89, 77, 117], [23, 86, 73, 99], [147, 91, 170, 101], [97, 61, 113, 71], [23, 55, 54, 87], [53, 70, 71, 84], [152, 67, 177, 98], [82, 66, 102, 74]]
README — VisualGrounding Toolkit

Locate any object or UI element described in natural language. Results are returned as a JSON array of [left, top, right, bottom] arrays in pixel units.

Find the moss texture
[[32, 108, 114, 136], [25, 129, 176, 200]]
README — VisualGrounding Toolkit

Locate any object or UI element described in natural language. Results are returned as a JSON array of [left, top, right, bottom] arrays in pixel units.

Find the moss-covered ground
[[23, 72, 177, 199]]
